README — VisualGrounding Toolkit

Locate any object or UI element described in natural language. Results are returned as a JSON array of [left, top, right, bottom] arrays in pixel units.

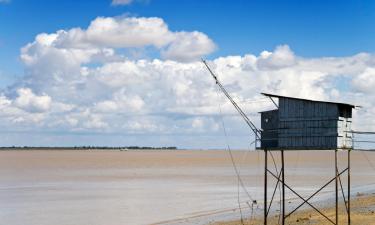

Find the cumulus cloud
[[111, 0, 149, 6], [112, 0, 133, 5], [1, 15, 375, 148], [84, 16, 173, 48], [20, 16, 216, 63], [257, 45, 296, 70], [6, 43, 375, 136], [13, 88, 52, 113], [162, 31, 217, 62], [352, 67, 375, 93]]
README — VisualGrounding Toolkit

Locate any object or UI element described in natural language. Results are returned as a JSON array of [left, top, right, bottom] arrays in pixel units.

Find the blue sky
[[1, 0, 374, 80], [0, 0, 374, 148]]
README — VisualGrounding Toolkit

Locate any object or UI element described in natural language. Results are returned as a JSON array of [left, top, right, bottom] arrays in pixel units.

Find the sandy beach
[[216, 193, 375, 225], [0, 150, 374, 225]]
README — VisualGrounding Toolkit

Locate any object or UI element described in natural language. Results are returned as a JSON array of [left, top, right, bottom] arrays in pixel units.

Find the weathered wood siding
[[278, 98, 339, 149], [261, 110, 278, 148], [260, 97, 353, 150], [337, 117, 352, 149]]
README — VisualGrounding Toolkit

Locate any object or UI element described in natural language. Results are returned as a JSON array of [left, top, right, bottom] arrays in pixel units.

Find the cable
[[351, 131, 375, 134], [216, 86, 253, 225], [253, 150, 261, 220], [240, 99, 271, 104], [269, 151, 282, 225], [353, 140, 375, 143], [237, 178, 244, 225], [352, 131, 375, 150], [360, 151, 375, 171], [241, 136, 260, 221], [240, 135, 256, 166], [203, 59, 261, 140]]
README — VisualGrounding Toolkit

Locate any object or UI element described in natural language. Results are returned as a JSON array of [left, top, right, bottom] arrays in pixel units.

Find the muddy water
[[0, 150, 374, 225]]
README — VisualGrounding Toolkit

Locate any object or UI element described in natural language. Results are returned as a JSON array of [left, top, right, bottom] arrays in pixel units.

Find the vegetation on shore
[[0, 146, 178, 150]]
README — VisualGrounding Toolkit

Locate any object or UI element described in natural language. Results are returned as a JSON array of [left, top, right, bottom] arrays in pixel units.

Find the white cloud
[[2, 15, 375, 148], [111, 0, 133, 6], [84, 17, 173, 48], [257, 45, 296, 70], [352, 67, 375, 93], [94, 89, 145, 113], [7, 43, 375, 138], [162, 31, 217, 62], [0, 0, 10, 4], [111, 0, 149, 6], [21, 16, 216, 63], [13, 88, 52, 113]]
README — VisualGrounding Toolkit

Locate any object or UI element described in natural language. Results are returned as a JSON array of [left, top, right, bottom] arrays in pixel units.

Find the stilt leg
[[264, 149, 267, 225], [282, 150, 285, 225], [348, 150, 351, 225], [335, 149, 339, 225]]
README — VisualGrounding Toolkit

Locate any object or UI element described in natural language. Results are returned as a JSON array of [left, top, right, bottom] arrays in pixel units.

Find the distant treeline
[[0, 146, 178, 150]]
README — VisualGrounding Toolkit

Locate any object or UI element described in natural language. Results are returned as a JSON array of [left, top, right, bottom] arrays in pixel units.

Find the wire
[[203, 59, 261, 140], [254, 150, 261, 219], [240, 138, 256, 166], [354, 149, 375, 151], [237, 178, 244, 225], [353, 140, 375, 143], [217, 98, 254, 201], [269, 151, 282, 225], [351, 131, 375, 134], [240, 99, 271, 104], [216, 86, 253, 224], [360, 151, 375, 171]]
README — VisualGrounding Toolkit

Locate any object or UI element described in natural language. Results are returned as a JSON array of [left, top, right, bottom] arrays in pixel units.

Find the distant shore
[[215, 193, 375, 225], [0, 146, 178, 150]]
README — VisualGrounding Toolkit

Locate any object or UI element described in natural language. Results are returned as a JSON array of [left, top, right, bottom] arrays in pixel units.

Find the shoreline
[[154, 187, 375, 225], [214, 192, 375, 225]]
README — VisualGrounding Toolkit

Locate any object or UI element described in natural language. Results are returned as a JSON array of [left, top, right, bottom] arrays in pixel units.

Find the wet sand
[[0, 150, 374, 225], [215, 193, 375, 225]]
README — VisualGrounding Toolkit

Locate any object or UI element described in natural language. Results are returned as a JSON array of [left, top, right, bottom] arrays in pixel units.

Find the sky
[[0, 0, 374, 149]]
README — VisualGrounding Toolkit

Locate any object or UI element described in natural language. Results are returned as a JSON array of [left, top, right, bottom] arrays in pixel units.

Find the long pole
[[202, 59, 261, 140], [348, 149, 351, 225], [282, 150, 285, 225], [264, 149, 268, 225], [335, 149, 339, 225]]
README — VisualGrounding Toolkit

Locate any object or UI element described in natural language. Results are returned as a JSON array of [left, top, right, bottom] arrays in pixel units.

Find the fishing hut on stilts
[[203, 59, 355, 225], [259, 93, 353, 225]]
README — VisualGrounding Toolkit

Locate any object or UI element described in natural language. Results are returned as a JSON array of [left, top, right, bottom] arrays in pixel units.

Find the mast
[[202, 59, 261, 141]]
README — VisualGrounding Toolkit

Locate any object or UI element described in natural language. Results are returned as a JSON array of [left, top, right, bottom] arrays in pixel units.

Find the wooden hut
[[259, 93, 354, 150]]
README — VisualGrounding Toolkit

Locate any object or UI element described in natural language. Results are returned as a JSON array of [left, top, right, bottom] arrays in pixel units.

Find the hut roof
[[261, 93, 355, 108]]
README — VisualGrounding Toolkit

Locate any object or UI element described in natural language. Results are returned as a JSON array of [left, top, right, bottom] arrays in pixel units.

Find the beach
[[216, 193, 375, 225], [0, 150, 374, 225]]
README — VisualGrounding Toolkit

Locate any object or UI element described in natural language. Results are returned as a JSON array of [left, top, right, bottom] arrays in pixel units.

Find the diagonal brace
[[267, 169, 337, 225], [285, 167, 348, 218], [337, 168, 349, 214], [267, 170, 282, 216]]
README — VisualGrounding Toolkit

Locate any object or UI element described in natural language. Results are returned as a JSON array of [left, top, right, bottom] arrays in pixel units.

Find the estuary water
[[0, 150, 374, 225]]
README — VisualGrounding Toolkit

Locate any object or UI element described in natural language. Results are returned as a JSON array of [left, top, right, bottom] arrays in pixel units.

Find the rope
[[360, 151, 375, 171], [203, 59, 261, 140], [351, 131, 375, 134], [237, 178, 244, 224], [216, 86, 254, 224], [269, 151, 282, 225]]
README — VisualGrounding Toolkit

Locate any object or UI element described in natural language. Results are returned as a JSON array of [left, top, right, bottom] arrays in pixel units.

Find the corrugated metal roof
[[261, 93, 355, 108]]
